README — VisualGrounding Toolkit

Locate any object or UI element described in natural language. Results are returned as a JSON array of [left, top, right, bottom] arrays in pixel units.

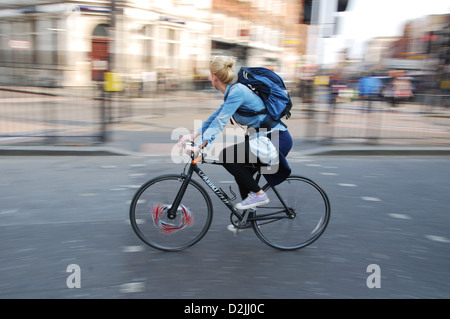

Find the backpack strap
[[235, 108, 268, 117], [235, 84, 287, 129], [224, 83, 237, 126], [225, 83, 287, 129]]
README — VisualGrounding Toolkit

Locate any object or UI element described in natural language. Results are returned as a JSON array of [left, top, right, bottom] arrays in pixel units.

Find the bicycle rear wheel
[[252, 175, 330, 250], [130, 174, 213, 251]]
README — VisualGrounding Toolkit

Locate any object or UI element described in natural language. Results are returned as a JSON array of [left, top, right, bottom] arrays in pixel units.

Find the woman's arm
[[197, 85, 244, 147]]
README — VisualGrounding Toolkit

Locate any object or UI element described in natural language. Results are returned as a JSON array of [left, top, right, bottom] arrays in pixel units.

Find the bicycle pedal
[[227, 224, 239, 236], [227, 224, 252, 236]]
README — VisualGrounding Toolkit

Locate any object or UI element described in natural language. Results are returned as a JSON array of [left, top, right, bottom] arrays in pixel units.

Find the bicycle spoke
[[130, 174, 213, 251]]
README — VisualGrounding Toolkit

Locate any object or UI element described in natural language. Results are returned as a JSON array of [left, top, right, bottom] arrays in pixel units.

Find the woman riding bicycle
[[178, 56, 293, 210]]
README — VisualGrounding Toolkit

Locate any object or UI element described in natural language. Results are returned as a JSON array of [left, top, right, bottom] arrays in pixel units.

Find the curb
[[0, 146, 136, 156], [298, 146, 450, 156]]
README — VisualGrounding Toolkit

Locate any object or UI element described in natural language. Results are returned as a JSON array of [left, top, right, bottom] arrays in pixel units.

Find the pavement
[[1, 86, 450, 157], [1, 114, 450, 157]]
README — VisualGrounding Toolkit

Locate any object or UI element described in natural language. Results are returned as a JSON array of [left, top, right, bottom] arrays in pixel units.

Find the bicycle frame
[[168, 158, 237, 218], [167, 155, 292, 224]]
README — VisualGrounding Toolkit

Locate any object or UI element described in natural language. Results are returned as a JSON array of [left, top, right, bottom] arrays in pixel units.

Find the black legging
[[222, 163, 259, 200], [219, 130, 293, 200], [218, 134, 270, 200]]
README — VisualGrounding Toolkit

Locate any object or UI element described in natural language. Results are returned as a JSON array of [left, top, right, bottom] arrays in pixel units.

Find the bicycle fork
[[167, 164, 195, 219]]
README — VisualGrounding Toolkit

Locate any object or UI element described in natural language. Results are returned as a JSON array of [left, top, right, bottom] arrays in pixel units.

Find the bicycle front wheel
[[130, 174, 213, 251], [253, 175, 330, 250]]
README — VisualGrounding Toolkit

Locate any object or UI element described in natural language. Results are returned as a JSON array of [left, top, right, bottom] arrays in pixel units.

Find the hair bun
[[210, 56, 237, 85]]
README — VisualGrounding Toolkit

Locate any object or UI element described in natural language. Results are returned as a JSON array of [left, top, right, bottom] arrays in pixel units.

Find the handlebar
[[179, 138, 218, 165], [180, 140, 205, 164]]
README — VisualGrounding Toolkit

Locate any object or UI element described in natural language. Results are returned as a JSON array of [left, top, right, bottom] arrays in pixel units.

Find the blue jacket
[[197, 83, 287, 147], [359, 77, 382, 96]]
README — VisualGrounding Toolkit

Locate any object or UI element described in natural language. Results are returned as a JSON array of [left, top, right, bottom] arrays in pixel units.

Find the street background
[[1, 0, 450, 304]]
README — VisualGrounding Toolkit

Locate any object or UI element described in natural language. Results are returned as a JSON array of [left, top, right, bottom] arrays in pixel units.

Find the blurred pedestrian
[[359, 75, 382, 112]]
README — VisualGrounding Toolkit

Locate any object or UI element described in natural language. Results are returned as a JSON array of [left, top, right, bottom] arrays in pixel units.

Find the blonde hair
[[210, 56, 238, 85]]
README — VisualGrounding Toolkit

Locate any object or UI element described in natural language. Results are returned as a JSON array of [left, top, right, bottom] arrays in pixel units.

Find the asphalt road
[[0, 154, 449, 300]]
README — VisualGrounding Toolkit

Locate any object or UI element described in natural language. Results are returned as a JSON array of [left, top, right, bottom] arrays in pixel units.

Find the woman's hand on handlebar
[[183, 143, 201, 157], [177, 132, 206, 157], [177, 134, 194, 147], [177, 131, 200, 147]]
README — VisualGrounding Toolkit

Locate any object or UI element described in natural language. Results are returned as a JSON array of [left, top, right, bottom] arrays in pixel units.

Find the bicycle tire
[[130, 174, 213, 251], [252, 175, 330, 250]]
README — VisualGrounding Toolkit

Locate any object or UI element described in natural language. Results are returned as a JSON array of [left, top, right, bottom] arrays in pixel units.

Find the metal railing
[[0, 86, 108, 145], [1, 86, 449, 148], [298, 97, 450, 147]]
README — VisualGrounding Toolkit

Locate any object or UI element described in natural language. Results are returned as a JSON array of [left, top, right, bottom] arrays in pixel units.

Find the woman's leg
[[219, 141, 261, 199], [219, 141, 269, 210], [222, 162, 259, 199]]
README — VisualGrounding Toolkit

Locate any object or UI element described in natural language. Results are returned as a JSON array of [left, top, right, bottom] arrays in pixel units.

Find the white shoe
[[235, 192, 270, 210], [227, 221, 253, 236]]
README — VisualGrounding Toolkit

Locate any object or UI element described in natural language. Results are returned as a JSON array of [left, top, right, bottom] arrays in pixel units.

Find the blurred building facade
[[0, 0, 307, 88], [364, 14, 450, 71], [0, 1, 212, 88], [211, 0, 306, 78], [363, 14, 450, 96]]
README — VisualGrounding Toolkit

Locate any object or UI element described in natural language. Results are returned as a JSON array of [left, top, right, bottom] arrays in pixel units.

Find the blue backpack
[[234, 67, 292, 129]]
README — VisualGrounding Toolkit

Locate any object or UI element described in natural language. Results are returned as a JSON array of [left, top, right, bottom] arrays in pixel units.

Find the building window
[[0, 22, 12, 63], [12, 20, 33, 64], [225, 17, 238, 40], [35, 18, 58, 66], [212, 13, 225, 38], [142, 24, 155, 69], [159, 26, 180, 69], [0, 18, 57, 66]]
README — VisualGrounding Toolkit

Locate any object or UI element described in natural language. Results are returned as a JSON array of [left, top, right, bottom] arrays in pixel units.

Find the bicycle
[[129, 144, 331, 251]]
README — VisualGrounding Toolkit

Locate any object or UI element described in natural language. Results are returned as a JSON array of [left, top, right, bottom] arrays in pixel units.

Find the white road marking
[[126, 199, 145, 204], [122, 246, 145, 253], [425, 235, 450, 243], [388, 213, 411, 220], [0, 209, 18, 215], [129, 173, 145, 177], [361, 197, 381, 202], [120, 282, 145, 293]]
